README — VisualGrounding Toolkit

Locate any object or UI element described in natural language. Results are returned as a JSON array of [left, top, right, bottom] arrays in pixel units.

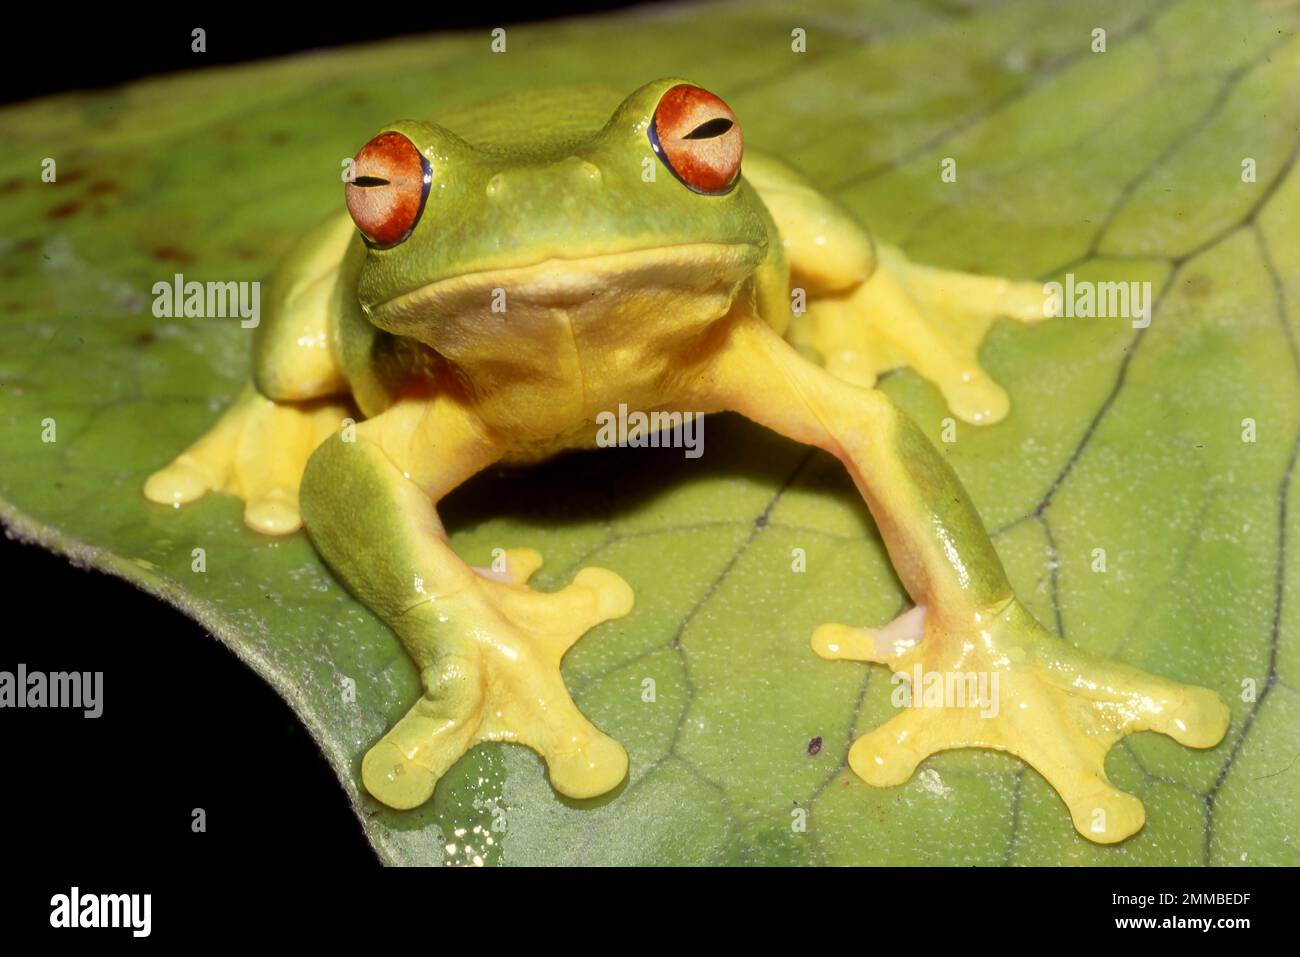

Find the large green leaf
[[2, 0, 1297, 865]]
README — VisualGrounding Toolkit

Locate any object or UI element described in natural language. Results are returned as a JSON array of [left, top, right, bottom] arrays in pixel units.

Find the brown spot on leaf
[[86, 179, 119, 197], [1182, 273, 1213, 300], [136, 330, 157, 345], [807, 736, 823, 756], [0, 178, 22, 195], [46, 200, 84, 220], [151, 245, 195, 265], [268, 131, 291, 145]]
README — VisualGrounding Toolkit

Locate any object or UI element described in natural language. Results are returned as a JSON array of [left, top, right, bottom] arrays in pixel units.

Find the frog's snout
[[484, 156, 603, 201]]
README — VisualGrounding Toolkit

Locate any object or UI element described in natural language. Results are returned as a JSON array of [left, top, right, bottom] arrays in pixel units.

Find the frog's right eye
[[648, 84, 743, 195], [345, 131, 432, 248]]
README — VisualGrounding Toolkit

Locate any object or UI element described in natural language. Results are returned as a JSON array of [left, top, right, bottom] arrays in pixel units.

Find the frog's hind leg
[[145, 213, 360, 534], [299, 395, 633, 809], [692, 316, 1230, 844], [744, 149, 1046, 426], [144, 386, 351, 534], [790, 244, 1048, 426]]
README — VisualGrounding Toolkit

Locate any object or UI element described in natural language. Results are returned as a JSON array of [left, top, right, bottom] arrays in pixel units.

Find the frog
[[143, 78, 1230, 845]]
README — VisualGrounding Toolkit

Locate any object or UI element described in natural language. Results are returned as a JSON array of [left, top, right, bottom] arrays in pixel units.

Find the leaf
[[2, 0, 1298, 865]]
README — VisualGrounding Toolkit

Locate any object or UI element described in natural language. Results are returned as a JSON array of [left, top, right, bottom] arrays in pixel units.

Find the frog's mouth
[[364, 241, 764, 332]]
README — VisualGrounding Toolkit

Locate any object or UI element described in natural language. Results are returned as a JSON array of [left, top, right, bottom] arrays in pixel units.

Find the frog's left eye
[[346, 131, 432, 248], [648, 84, 743, 195]]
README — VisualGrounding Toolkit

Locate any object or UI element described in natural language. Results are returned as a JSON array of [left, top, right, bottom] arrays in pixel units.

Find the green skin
[[149, 78, 1230, 844]]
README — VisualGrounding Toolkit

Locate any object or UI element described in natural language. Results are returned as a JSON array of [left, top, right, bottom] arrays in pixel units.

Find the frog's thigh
[[744, 150, 876, 299], [299, 398, 632, 809], [253, 212, 355, 401], [694, 318, 1229, 844]]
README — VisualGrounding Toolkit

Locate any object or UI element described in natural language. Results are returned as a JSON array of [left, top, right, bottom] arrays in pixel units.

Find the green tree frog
[[144, 79, 1230, 844]]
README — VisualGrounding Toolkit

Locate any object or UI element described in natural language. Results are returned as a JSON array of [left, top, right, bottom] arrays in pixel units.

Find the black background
[[0, 4, 638, 103]]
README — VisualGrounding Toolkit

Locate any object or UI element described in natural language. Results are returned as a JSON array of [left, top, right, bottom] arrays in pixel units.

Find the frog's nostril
[[485, 173, 506, 198], [573, 160, 602, 183]]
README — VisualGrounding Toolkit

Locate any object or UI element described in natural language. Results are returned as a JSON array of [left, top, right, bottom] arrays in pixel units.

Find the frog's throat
[[362, 241, 763, 323]]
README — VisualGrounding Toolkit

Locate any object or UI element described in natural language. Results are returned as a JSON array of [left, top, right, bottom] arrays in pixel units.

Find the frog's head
[[344, 79, 771, 349]]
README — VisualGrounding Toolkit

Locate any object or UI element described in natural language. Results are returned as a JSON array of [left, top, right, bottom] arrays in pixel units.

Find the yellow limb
[[789, 245, 1049, 425], [143, 386, 349, 534], [298, 395, 633, 809], [694, 316, 1229, 844], [746, 150, 1047, 425], [253, 212, 354, 401]]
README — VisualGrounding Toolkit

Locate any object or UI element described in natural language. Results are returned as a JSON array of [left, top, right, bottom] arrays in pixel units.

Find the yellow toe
[[547, 732, 629, 799], [361, 740, 439, 811], [244, 490, 302, 535], [144, 457, 213, 505]]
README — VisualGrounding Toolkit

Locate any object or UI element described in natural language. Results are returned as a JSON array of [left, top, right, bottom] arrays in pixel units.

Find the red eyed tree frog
[[144, 79, 1230, 844]]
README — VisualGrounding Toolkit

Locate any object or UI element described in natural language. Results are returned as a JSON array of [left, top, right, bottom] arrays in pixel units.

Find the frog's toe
[[938, 370, 1010, 427], [144, 455, 218, 506], [476, 641, 629, 799], [812, 604, 926, 664], [362, 739, 441, 811], [362, 655, 483, 810], [847, 708, 949, 787], [1095, 665, 1232, 750], [547, 736, 629, 799], [1166, 687, 1232, 748], [997, 277, 1054, 324], [1046, 766, 1147, 844], [822, 599, 1230, 844], [905, 262, 1049, 325], [482, 558, 635, 664], [509, 697, 630, 799], [243, 487, 302, 535]]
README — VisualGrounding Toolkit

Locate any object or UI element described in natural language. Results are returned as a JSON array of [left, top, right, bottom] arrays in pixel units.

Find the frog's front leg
[[692, 316, 1230, 844], [299, 395, 632, 809]]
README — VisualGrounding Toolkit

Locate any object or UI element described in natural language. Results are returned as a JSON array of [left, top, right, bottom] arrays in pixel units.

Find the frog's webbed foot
[[790, 245, 1047, 425], [144, 385, 349, 534], [814, 600, 1230, 843], [361, 548, 634, 809]]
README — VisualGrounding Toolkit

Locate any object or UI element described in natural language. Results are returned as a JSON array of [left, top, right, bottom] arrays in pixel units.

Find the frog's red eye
[[345, 131, 432, 248], [648, 85, 742, 195]]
